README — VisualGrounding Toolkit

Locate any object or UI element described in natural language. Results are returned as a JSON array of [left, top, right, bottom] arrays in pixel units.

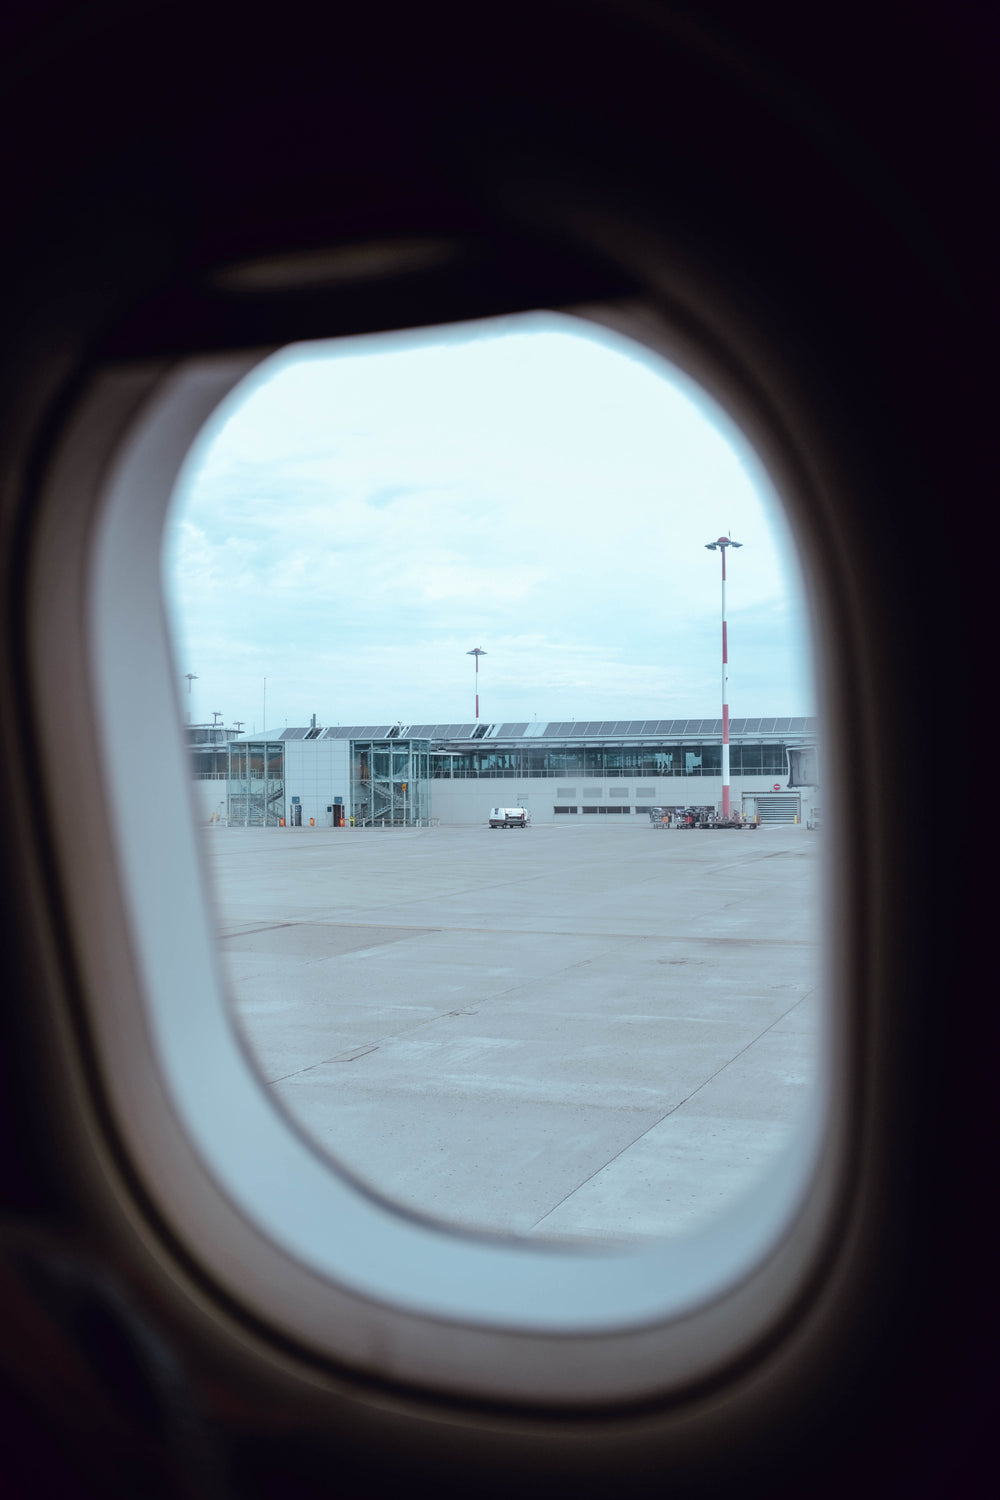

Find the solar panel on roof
[[760, 718, 777, 732], [281, 728, 307, 739]]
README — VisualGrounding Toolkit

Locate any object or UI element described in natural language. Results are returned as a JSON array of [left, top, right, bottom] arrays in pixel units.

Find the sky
[[162, 310, 816, 733]]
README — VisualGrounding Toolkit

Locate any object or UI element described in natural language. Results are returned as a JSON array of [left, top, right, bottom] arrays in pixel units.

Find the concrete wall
[[428, 777, 818, 825]]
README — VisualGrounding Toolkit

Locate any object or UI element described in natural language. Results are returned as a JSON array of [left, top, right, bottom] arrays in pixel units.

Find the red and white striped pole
[[467, 647, 487, 722], [705, 536, 742, 819]]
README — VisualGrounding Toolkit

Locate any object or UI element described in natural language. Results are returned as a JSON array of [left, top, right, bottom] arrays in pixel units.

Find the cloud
[[163, 313, 814, 729]]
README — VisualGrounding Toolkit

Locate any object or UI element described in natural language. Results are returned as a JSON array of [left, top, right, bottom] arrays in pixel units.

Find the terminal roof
[[274, 717, 816, 743]]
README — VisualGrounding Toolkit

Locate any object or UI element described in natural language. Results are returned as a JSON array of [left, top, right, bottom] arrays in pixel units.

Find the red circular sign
[[773, 783, 781, 791]]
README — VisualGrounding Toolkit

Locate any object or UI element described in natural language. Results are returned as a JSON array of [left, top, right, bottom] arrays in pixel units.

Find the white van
[[488, 807, 528, 828]]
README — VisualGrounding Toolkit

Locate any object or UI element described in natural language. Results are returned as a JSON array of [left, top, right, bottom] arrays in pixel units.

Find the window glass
[[163, 311, 820, 1244]]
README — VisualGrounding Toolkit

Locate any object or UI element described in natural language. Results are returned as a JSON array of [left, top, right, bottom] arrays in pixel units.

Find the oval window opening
[[162, 309, 823, 1246]]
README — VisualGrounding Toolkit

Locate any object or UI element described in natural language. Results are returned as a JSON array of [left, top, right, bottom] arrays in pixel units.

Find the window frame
[[22, 306, 853, 1411]]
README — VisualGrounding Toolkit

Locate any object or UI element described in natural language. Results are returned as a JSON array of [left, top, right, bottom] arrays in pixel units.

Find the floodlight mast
[[704, 536, 743, 818], [183, 672, 198, 725], [467, 647, 487, 722]]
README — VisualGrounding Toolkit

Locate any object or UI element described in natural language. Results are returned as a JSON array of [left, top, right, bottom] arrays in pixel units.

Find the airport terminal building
[[188, 717, 819, 827]]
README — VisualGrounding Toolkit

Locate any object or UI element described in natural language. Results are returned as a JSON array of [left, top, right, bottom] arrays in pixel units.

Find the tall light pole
[[466, 647, 487, 722], [704, 535, 742, 819], [183, 672, 198, 725]]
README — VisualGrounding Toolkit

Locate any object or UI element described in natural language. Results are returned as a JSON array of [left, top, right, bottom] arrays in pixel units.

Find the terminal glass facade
[[350, 739, 431, 825], [227, 741, 285, 826], [430, 743, 786, 778]]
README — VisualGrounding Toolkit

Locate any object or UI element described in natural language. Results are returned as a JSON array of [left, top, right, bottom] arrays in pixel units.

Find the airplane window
[[161, 309, 825, 1246], [27, 304, 839, 1405]]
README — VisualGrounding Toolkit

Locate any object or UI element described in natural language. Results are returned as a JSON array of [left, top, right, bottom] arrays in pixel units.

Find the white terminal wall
[[190, 778, 228, 823], [283, 737, 352, 825], [427, 777, 818, 825]]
